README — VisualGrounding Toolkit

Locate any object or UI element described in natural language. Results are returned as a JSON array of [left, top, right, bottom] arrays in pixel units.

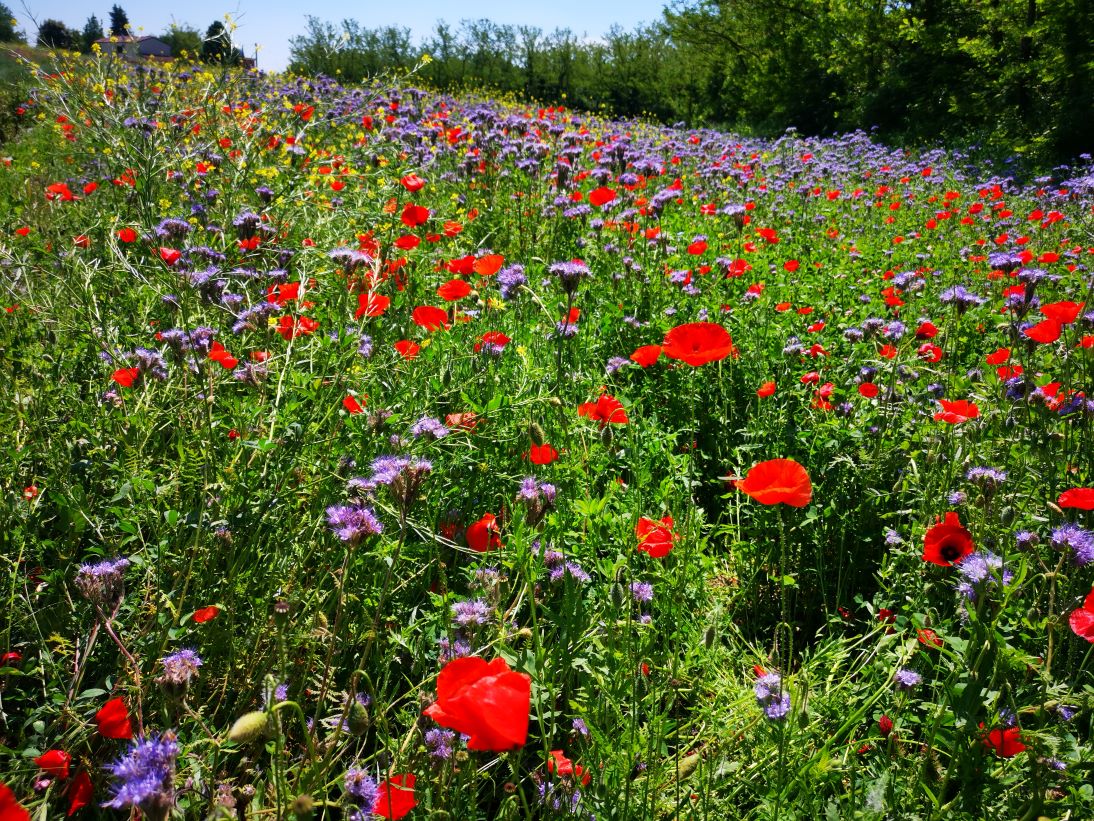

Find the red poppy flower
[[394, 340, 421, 360], [630, 345, 662, 367], [917, 343, 943, 363], [95, 697, 132, 739], [275, 315, 319, 340], [158, 247, 181, 266], [373, 774, 416, 820], [475, 331, 511, 352], [985, 347, 1010, 365], [0, 782, 29, 821], [588, 187, 616, 207], [577, 394, 629, 427], [356, 292, 391, 319], [1040, 300, 1084, 325], [437, 279, 471, 301], [117, 227, 137, 243], [917, 627, 943, 648], [412, 305, 451, 332], [192, 606, 220, 623], [423, 656, 531, 751], [343, 395, 365, 414], [528, 443, 559, 465], [661, 322, 735, 366], [66, 770, 93, 816], [46, 182, 76, 201], [922, 512, 974, 567], [548, 750, 592, 786], [933, 399, 979, 424], [466, 513, 503, 552], [983, 726, 1026, 758], [1069, 587, 1094, 642], [878, 344, 898, 359], [400, 203, 430, 227], [687, 239, 708, 255], [208, 342, 238, 369], [445, 412, 478, 431], [400, 173, 425, 192], [1, 651, 22, 665], [34, 749, 71, 779], [1024, 319, 1062, 344], [756, 380, 776, 398], [735, 459, 813, 507], [635, 516, 677, 558], [858, 382, 879, 398], [1059, 488, 1094, 510], [112, 367, 140, 388], [394, 234, 420, 251], [783, 259, 800, 273], [915, 321, 938, 339], [472, 254, 504, 276]]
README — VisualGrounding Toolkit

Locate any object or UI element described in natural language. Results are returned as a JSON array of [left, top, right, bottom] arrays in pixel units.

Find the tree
[[109, 5, 129, 37], [202, 20, 242, 64], [0, 2, 24, 42], [81, 15, 103, 52], [37, 19, 76, 50], [161, 22, 202, 58]]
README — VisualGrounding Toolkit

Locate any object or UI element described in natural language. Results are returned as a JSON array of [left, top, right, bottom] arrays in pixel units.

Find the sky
[[12, 0, 670, 72]]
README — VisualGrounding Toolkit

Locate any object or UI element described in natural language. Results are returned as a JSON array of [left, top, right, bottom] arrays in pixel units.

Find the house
[[95, 35, 172, 59]]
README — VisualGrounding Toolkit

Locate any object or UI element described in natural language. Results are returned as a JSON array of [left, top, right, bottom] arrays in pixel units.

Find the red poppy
[[985, 347, 1010, 365], [922, 512, 974, 567], [111, 367, 140, 388], [343, 395, 365, 414], [437, 279, 471, 301], [528, 443, 559, 465], [394, 234, 420, 251], [661, 322, 735, 366], [588, 187, 616, 207], [208, 342, 238, 369], [275, 315, 319, 340], [412, 305, 451, 331], [95, 697, 132, 739], [917, 343, 943, 363], [630, 345, 662, 367], [577, 394, 629, 427], [933, 399, 979, 424], [1069, 587, 1094, 642], [983, 726, 1026, 758], [915, 321, 938, 339], [394, 340, 421, 360], [46, 182, 76, 201], [192, 606, 220, 623], [783, 259, 800, 273], [158, 247, 181, 266], [34, 749, 71, 779], [475, 331, 511, 353], [400, 203, 430, 227], [117, 227, 137, 243], [400, 173, 425, 192], [756, 380, 776, 398], [1024, 319, 1062, 344], [917, 628, 943, 648], [1059, 488, 1094, 510], [472, 254, 505, 276], [423, 656, 531, 751], [356, 292, 391, 319], [373, 774, 416, 820], [1, 651, 22, 665], [858, 382, 879, 398], [547, 750, 592, 786], [66, 770, 93, 816], [0, 782, 29, 821], [1041, 300, 1084, 325], [466, 513, 503, 552], [687, 239, 708, 255], [635, 516, 677, 558], [734, 459, 813, 508], [445, 412, 478, 431]]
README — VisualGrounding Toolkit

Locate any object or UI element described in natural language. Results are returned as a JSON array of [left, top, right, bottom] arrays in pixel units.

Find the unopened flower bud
[[228, 711, 269, 743]]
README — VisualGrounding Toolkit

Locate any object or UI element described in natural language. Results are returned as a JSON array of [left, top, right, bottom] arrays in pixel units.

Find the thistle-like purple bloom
[[894, 668, 922, 689], [326, 503, 383, 543], [104, 733, 179, 819], [1051, 524, 1094, 566], [754, 672, 791, 720]]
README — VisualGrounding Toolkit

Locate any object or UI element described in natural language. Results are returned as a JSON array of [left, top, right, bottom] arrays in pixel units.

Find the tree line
[[288, 1, 1092, 165]]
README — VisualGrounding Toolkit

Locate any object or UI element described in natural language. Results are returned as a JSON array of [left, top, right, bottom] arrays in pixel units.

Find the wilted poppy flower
[[577, 393, 629, 427], [1059, 488, 1094, 510], [423, 656, 531, 751], [636, 516, 677, 558], [412, 305, 451, 331], [735, 459, 813, 507], [34, 749, 71, 779], [922, 512, 974, 566], [933, 399, 979, 424], [437, 279, 471, 301], [356, 292, 391, 319], [661, 322, 735, 366], [95, 697, 133, 739], [983, 726, 1026, 758], [528, 443, 559, 465], [1069, 587, 1094, 642], [66, 770, 93, 816], [373, 774, 416, 820], [192, 606, 220, 623], [466, 513, 502, 552], [0, 782, 29, 821], [630, 345, 662, 367]]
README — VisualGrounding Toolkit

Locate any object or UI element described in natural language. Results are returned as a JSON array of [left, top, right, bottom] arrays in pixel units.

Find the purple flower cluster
[[105, 733, 179, 818], [754, 672, 791, 721], [326, 503, 383, 543]]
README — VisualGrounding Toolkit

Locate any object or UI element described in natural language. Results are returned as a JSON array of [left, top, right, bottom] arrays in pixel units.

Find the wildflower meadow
[[1, 51, 1094, 820]]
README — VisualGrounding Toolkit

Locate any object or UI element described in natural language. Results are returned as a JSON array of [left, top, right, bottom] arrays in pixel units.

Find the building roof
[[94, 35, 166, 44]]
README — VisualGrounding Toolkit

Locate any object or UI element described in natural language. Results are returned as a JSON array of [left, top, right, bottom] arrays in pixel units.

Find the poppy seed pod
[[228, 711, 270, 744]]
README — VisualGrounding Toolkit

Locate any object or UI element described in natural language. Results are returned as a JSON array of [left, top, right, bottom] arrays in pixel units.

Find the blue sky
[[13, 0, 669, 71]]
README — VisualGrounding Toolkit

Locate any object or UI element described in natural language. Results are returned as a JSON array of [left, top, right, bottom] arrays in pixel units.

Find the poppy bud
[[999, 506, 1015, 526], [547, 397, 562, 408], [599, 425, 614, 447], [528, 422, 546, 446], [347, 699, 369, 735], [610, 583, 626, 608], [703, 626, 716, 650], [228, 711, 270, 743]]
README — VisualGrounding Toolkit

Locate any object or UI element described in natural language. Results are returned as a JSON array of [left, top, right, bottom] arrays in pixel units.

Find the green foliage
[[35, 18, 78, 51], [80, 15, 103, 53], [0, 2, 23, 43], [159, 22, 202, 60], [109, 4, 129, 37]]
